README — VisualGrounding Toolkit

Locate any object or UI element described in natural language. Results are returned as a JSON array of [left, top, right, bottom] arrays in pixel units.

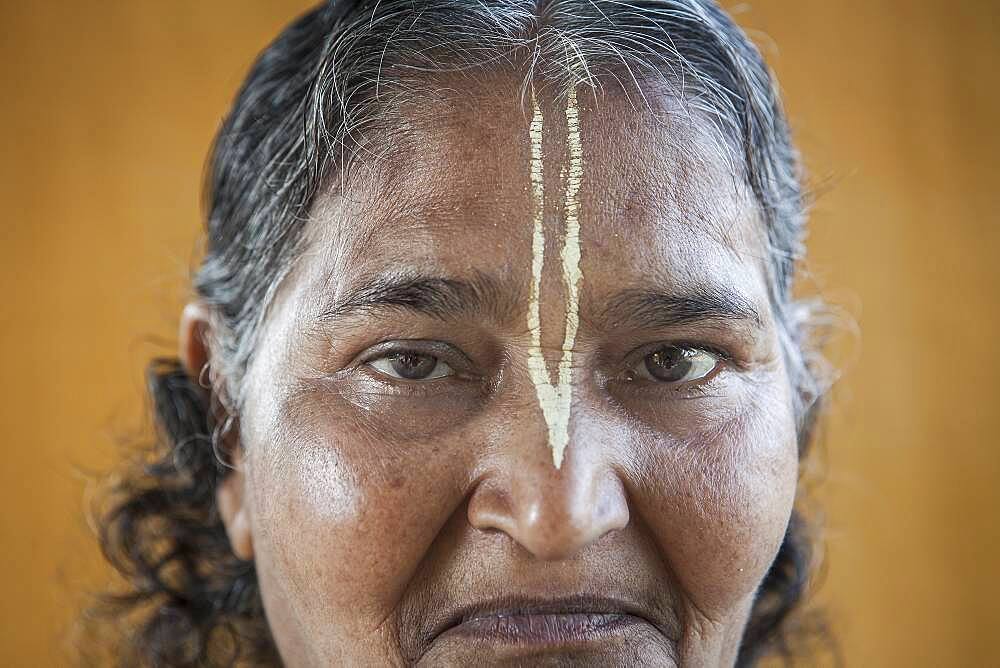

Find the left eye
[[627, 346, 720, 384], [367, 352, 454, 381]]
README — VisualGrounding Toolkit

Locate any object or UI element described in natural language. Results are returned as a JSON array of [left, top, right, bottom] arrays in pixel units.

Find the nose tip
[[516, 481, 629, 560], [468, 459, 630, 561]]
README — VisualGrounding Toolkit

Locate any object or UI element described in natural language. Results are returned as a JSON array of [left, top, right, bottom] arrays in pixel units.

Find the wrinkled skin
[[182, 79, 799, 666]]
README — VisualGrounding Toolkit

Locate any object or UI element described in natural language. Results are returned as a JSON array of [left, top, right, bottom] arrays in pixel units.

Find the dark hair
[[90, 1, 828, 665]]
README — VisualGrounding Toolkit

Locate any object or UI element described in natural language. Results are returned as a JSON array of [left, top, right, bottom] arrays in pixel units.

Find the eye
[[627, 345, 721, 384], [367, 351, 455, 381]]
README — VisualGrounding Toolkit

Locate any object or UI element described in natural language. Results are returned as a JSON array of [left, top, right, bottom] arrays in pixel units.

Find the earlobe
[[217, 462, 255, 561]]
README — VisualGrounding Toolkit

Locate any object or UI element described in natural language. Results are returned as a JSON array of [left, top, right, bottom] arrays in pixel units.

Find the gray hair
[[199, 0, 819, 424], [183, 1, 827, 662]]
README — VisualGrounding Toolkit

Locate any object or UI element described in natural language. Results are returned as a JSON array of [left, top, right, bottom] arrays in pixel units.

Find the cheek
[[632, 384, 799, 619], [242, 382, 471, 651]]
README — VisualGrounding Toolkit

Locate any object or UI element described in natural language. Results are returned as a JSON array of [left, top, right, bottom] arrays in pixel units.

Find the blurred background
[[1, 1, 997, 665]]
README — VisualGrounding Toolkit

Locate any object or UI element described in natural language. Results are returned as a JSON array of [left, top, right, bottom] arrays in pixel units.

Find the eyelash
[[358, 340, 732, 389], [620, 343, 729, 386], [355, 340, 474, 383], [367, 351, 456, 382]]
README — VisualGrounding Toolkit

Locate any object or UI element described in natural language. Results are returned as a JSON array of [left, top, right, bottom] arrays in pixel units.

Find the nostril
[[467, 483, 516, 535]]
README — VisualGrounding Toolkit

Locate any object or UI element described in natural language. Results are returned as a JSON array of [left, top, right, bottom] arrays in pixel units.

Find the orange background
[[1, 2, 997, 665]]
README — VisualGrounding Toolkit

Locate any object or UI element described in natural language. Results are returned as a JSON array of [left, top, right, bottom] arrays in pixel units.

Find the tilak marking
[[526, 87, 584, 469]]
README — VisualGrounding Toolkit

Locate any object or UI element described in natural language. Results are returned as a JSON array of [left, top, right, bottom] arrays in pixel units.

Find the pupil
[[390, 353, 435, 380], [644, 346, 692, 382]]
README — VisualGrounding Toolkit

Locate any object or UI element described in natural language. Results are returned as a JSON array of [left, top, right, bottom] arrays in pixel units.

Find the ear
[[178, 301, 255, 561], [217, 455, 255, 561], [179, 301, 211, 382]]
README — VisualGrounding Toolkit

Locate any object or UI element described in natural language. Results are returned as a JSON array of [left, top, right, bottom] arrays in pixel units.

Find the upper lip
[[424, 594, 666, 646]]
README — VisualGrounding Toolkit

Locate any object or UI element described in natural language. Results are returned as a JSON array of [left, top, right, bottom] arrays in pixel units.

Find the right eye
[[625, 345, 722, 385], [367, 351, 455, 381]]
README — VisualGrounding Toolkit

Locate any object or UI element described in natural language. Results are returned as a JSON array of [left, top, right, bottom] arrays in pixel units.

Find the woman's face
[[204, 81, 799, 666]]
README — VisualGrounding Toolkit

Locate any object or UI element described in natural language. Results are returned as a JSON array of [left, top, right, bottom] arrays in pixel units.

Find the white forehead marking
[[526, 87, 584, 469]]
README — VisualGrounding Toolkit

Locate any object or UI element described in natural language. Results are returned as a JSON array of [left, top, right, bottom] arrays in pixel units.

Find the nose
[[467, 410, 630, 561]]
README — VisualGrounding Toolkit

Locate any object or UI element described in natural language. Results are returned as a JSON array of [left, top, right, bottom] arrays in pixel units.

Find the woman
[[93, 0, 827, 665]]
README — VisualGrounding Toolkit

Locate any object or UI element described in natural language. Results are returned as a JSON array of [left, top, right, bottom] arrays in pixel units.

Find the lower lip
[[438, 612, 642, 646]]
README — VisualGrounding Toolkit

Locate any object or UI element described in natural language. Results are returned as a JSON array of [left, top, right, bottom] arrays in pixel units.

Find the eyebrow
[[596, 285, 763, 331], [317, 270, 763, 332], [317, 270, 521, 325]]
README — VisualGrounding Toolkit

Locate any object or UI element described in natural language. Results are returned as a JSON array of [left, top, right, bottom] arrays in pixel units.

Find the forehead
[[303, 78, 770, 320]]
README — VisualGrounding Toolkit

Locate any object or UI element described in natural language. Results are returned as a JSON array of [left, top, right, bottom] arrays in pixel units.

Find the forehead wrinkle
[[308, 166, 462, 297], [619, 132, 756, 253], [307, 80, 774, 343], [306, 182, 532, 332], [333, 180, 525, 278], [578, 91, 772, 298], [304, 90, 536, 322], [575, 129, 773, 339]]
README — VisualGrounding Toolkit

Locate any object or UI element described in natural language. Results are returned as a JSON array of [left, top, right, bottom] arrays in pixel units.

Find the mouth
[[426, 595, 664, 649]]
